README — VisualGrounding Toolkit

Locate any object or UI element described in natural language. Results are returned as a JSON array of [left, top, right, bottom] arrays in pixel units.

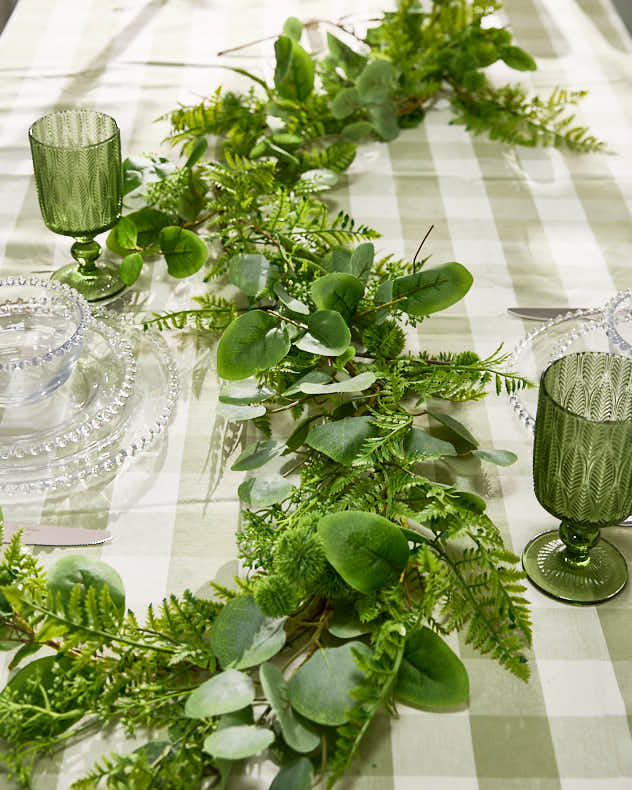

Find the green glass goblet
[[523, 351, 632, 604], [29, 109, 125, 302]]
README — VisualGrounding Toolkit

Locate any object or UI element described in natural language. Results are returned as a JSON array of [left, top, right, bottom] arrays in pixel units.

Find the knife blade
[[507, 307, 595, 321], [2, 524, 112, 546]]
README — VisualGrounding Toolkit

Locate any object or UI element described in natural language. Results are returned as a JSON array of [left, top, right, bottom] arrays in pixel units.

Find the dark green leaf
[[184, 136, 208, 168], [232, 440, 286, 471], [176, 171, 207, 222], [310, 273, 364, 322], [274, 36, 314, 102], [499, 44, 537, 71], [403, 427, 456, 460], [306, 416, 377, 466], [159, 226, 208, 278], [48, 555, 125, 617], [217, 311, 290, 380], [317, 510, 410, 594], [299, 310, 351, 356], [122, 157, 143, 196], [368, 102, 400, 141], [350, 242, 374, 285], [427, 410, 479, 449], [106, 208, 171, 255], [389, 262, 473, 316], [472, 448, 518, 466], [334, 346, 356, 369], [238, 475, 294, 507], [210, 595, 286, 670], [287, 641, 371, 725], [270, 759, 313, 790], [285, 416, 319, 452], [328, 607, 376, 638], [326, 33, 367, 80], [273, 282, 310, 315], [325, 247, 352, 274], [331, 87, 363, 119], [203, 726, 274, 759], [229, 253, 279, 296], [283, 16, 303, 42], [260, 663, 320, 753], [396, 627, 469, 707], [185, 669, 254, 718], [356, 60, 396, 103], [342, 121, 374, 141], [119, 252, 143, 286]]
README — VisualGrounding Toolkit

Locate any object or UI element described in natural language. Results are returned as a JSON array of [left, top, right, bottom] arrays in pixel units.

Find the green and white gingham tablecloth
[[2, 0, 632, 787]]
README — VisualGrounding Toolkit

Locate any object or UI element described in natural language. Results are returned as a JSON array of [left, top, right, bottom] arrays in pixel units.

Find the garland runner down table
[[1, 0, 632, 788]]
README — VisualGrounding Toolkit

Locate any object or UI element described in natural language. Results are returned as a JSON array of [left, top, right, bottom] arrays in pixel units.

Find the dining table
[[1, 0, 632, 787]]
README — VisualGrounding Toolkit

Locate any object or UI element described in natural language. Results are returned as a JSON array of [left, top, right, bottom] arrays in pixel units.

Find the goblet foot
[[51, 261, 125, 302], [522, 530, 628, 604]]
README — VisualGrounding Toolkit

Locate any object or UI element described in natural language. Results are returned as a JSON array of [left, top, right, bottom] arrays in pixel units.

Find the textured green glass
[[29, 109, 125, 301], [523, 351, 631, 603]]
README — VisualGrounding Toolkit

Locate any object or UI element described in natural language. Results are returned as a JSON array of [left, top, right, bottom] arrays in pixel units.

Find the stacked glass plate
[[0, 276, 178, 497]]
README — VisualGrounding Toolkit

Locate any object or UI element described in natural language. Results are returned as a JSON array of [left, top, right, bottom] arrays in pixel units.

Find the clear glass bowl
[[0, 276, 88, 406], [606, 290, 632, 356]]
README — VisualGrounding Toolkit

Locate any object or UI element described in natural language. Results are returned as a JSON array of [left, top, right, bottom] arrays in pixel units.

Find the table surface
[[2, 0, 632, 788]]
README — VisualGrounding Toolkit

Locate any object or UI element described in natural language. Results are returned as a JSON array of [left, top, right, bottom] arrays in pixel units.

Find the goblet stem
[[71, 238, 101, 276], [558, 521, 600, 566]]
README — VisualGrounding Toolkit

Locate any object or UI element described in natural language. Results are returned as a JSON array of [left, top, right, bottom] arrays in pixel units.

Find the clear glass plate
[[0, 317, 136, 460], [0, 316, 178, 498]]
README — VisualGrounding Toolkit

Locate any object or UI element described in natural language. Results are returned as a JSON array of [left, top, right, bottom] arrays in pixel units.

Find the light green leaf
[[217, 311, 290, 380], [283, 368, 332, 396], [342, 121, 374, 141], [122, 157, 143, 196], [273, 282, 310, 315], [159, 226, 208, 278], [499, 44, 536, 71], [270, 759, 313, 790], [389, 262, 473, 316], [331, 87, 363, 119], [300, 371, 376, 395], [238, 475, 294, 507], [350, 242, 374, 285], [283, 16, 303, 42], [368, 102, 400, 141], [325, 247, 352, 273], [210, 594, 286, 670], [356, 60, 397, 103], [310, 273, 364, 322], [120, 252, 143, 286], [327, 33, 367, 80], [216, 402, 266, 421], [185, 669, 254, 718], [298, 169, 339, 191], [334, 346, 356, 369], [287, 641, 371, 725], [306, 416, 377, 466], [114, 216, 138, 250], [260, 663, 320, 753], [232, 440, 286, 471], [274, 36, 314, 102], [403, 427, 456, 460], [396, 627, 469, 707], [317, 510, 410, 594], [295, 310, 351, 356], [48, 556, 125, 618], [184, 136, 208, 168], [472, 448, 518, 466], [107, 207, 171, 255], [229, 253, 278, 297], [427, 410, 479, 449], [219, 378, 275, 405], [203, 725, 274, 760]]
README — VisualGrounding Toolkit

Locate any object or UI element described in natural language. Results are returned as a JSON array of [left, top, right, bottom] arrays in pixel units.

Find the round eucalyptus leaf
[[48, 555, 125, 617], [217, 311, 290, 380], [185, 669, 255, 719], [472, 448, 518, 466], [306, 416, 377, 466], [259, 662, 320, 753], [231, 440, 286, 472], [203, 725, 274, 760], [120, 252, 144, 286], [390, 262, 473, 317], [368, 102, 400, 142], [403, 427, 456, 460], [159, 226, 208, 278], [270, 758, 313, 790], [356, 60, 397, 103], [396, 627, 469, 707], [273, 282, 310, 315], [328, 607, 376, 639], [216, 402, 266, 422], [283, 368, 332, 397], [331, 87, 363, 119], [219, 378, 275, 405], [310, 274, 364, 322], [229, 253, 278, 297], [287, 641, 372, 726], [427, 410, 479, 450], [301, 372, 376, 395], [295, 311, 351, 356], [238, 475, 293, 507], [342, 121, 374, 141], [350, 242, 374, 285], [210, 595, 286, 670], [317, 510, 410, 594], [107, 207, 171, 255]]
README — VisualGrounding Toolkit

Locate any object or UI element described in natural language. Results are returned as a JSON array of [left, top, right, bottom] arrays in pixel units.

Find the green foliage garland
[[0, 2, 601, 788]]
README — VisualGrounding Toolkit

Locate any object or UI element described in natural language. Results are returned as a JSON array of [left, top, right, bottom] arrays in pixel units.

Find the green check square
[[470, 715, 559, 778]]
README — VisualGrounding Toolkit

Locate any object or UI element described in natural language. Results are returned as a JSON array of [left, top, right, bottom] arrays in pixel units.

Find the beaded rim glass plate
[[0, 316, 136, 459], [0, 316, 178, 497]]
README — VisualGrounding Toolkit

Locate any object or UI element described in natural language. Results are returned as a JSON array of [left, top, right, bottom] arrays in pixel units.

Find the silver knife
[[2, 524, 112, 546], [507, 307, 595, 321]]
